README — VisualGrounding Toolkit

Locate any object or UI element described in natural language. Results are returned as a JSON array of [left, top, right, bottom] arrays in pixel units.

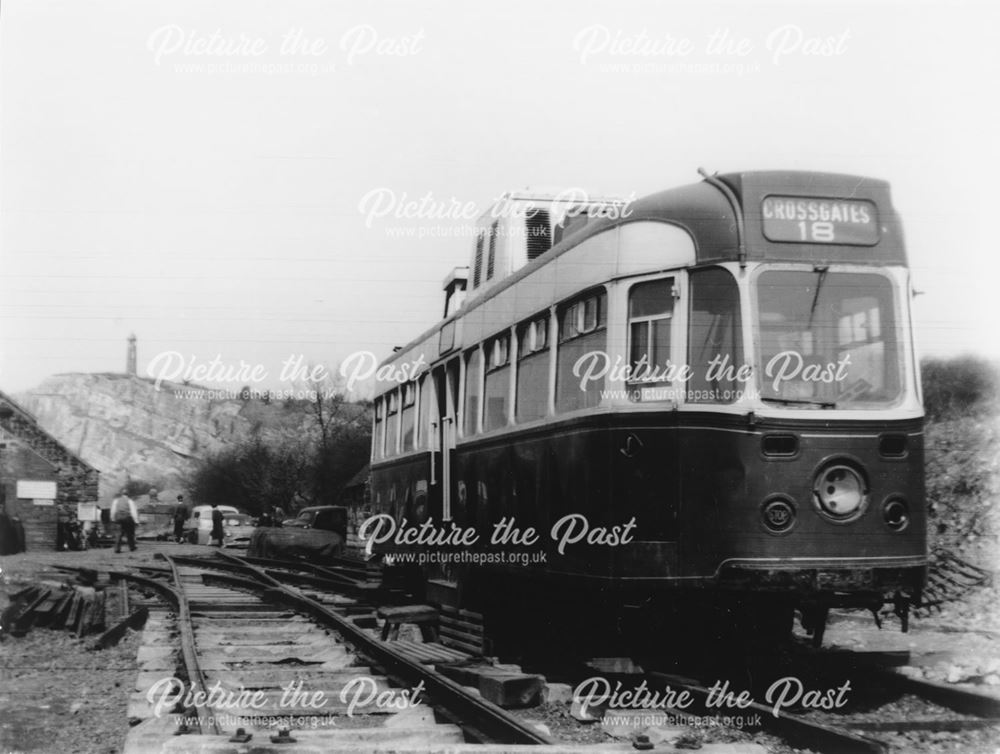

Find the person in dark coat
[[173, 495, 188, 543], [210, 503, 225, 547]]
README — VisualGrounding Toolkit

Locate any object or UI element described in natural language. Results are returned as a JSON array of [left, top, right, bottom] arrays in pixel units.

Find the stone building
[[0, 390, 100, 551]]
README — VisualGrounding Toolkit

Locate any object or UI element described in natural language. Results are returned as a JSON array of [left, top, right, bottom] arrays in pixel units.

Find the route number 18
[[797, 221, 835, 242]]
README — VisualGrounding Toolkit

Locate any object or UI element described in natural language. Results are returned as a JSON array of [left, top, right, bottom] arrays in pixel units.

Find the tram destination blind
[[761, 196, 879, 246]]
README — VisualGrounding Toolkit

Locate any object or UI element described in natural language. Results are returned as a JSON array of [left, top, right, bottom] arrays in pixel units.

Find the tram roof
[[376, 170, 905, 373], [572, 170, 902, 266]]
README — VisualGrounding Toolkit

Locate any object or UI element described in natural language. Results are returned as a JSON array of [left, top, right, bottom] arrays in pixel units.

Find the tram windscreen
[[755, 270, 902, 408]]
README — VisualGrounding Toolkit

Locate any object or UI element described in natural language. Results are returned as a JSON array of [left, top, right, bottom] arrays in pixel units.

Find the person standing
[[210, 503, 225, 547], [55, 501, 71, 551], [110, 489, 138, 553], [173, 494, 188, 543]]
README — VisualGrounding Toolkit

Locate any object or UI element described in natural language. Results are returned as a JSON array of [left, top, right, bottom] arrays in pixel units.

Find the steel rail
[[49, 564, 179, 606], [200, 553, 370, 595], [649, 671, 886, 754], [161, 554, 222, 737], [795, 645, 1000, 719], [872, 669, 1000, 718], [206, 550, 554, 745], [240, 552, 374, 581]]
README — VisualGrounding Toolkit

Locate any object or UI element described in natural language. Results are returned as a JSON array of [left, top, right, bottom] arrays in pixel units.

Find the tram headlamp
[[813, 464, 867, 521]]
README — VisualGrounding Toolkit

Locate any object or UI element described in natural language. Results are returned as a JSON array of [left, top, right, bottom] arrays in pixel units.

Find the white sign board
[[17, 480, 57, 500], [77, 503, 99, 522]]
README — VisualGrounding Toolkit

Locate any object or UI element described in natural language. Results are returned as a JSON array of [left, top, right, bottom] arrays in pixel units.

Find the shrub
[[921, 356, 999, 420]]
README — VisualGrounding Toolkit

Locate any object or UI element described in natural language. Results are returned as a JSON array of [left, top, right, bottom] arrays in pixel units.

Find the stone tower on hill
[[127, 334, 137, 376]]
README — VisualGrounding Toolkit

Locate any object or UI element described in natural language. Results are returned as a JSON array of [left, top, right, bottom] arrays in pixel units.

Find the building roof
[[0, 389, 99, 474]]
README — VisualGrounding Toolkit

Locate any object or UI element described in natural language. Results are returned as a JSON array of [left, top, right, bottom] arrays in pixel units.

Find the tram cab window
[[756, 270, 901, 407], [516, 314, 550, 422], [556, 290, 607, 412], [464, 348, 482, 436], [484, 333, 511, 431], [400, 383, 417, 450], [628, 278, 676, 389], [687, 268, 744, 404]]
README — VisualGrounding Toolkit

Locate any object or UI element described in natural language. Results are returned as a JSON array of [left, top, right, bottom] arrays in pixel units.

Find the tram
[[365, 170, 926, 651]]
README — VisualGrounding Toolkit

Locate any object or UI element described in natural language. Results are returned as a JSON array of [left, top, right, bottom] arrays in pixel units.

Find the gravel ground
[[0, 541, 215, 754]]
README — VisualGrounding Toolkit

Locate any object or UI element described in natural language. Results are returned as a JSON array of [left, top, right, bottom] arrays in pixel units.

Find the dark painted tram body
[[367, 171, 926, 643]]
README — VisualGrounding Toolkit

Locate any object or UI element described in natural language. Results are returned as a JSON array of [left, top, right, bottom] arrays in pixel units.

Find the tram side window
[[556, 290, 607, 412], [688, 268, 744, 404], [373, 398, 385, 459], [417, 374, 434, 449], [400, 382, 416, 450], [628, 278, 675, 388], [516, 314, 549, 422], [484, 333, 511, 431], [464, 348, 482, 436], [384, 389, 400, 455]]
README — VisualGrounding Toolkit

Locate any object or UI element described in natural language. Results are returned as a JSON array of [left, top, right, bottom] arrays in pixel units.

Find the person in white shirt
[[109, 490, 138, 553]]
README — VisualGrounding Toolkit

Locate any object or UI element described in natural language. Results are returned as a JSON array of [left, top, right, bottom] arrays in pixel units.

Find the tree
[[188, 433, 312, 515], [299, 369, 372, 505], [185, 368, 372, 516]]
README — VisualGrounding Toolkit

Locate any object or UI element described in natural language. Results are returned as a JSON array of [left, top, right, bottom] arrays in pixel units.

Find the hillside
[[15, 373, 315, 500]]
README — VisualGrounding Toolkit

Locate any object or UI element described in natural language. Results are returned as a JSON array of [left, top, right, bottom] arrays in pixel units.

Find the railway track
[[115, 551, 556, 752], [43, 552, 999, 753]]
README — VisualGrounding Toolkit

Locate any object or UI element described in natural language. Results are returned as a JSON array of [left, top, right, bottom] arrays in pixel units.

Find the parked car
[[185, 505, 254, 547], [247, 505, 347, 561]]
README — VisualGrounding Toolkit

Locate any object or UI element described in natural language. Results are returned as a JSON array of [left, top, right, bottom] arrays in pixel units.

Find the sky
[[1, 0, 998, 395]]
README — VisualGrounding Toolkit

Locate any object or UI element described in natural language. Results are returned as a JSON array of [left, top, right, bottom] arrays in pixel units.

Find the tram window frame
[[559, 290, 606, 343], [484, 332, 511, 431], [463, 347, 483, 437], [400, 382, 417, 451], [372, 398, 385, 460], [627, 277, 676, 388], [384, 388, 400, 456], [416, 373, 434, 449], [515, 313, 550, 423], [556, 288, 608, 413], [518, 315, 548, 357], [755, 268, 902, 407], [687, 267, 744, 405], [487, 333, 510, 371]]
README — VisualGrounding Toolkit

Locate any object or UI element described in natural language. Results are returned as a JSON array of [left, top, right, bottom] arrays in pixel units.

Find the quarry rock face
[[16, 373, 292, 499]]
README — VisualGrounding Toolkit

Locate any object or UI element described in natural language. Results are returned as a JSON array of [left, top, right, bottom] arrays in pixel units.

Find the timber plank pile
[[0, 579, 108, 638]]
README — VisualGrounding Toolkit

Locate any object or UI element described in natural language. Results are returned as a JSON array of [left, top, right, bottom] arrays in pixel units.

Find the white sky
[[1, 0, 997, 393]]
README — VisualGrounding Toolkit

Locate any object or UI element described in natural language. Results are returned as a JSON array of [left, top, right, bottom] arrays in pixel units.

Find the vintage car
[[185, 505, 255, 547], [247, 505, 347, 561]]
